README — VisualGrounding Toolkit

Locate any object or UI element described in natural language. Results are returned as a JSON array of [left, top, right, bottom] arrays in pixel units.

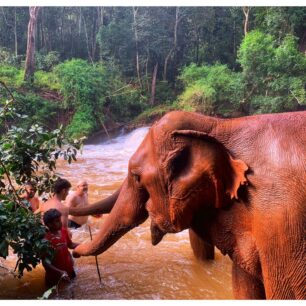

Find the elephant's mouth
[[150, 221, 166, 245]]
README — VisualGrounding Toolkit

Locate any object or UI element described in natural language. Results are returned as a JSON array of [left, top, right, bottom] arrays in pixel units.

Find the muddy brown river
[[0, 127, 232, 299]]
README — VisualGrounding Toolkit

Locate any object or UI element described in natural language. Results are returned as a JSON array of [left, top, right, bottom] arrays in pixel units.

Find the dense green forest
[[0, 6, 305, 138]]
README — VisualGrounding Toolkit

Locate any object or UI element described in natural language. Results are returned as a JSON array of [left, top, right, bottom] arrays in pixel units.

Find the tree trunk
[[163, 7, 181, 81], [81, 9, 93, 64], [14, 8, 18, 57], [24, 7, 40, 83], [145, 49, 150, 94], [91, 9, 98, 61], [196, 30, 199, 64], [60, 7, 65, 53], [41, 8, 46, 51], [243, 7, 250, 37], [132, 7, 142, 89], [233, 18, 236, 56], [149, 63, 158, 106], [98, 7, 104, 26]]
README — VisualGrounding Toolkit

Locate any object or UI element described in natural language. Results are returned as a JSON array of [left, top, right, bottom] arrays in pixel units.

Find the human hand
[[60, 271, 70, 281], [72, 250, 81, 258]]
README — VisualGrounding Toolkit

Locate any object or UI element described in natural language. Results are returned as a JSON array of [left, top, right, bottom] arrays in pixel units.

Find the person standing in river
[[42, 208, 79, 287], [66, 180, 90, 229], [20, 181, 40, 212], [37, 178, 71, 228]]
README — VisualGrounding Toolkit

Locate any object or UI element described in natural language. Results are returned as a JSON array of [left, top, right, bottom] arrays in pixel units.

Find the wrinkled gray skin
[[70, 111, 306, 300]]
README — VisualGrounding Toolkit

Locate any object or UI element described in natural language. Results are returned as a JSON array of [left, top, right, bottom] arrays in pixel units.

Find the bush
[[54, 59, 146, 137], [55, 59, 107, 109], [14, 92, 61, 128], [177, 63, 243, 114], [0, 48, 24, 68], [109, 83, 147, 121], [0, 65, 24, 87], [134, 104, 176, 124], [238, 30, 306, 113], [0, 97, 81, 277], [250, 95, 286, 113], [238, 30, 275, 83], [178, 63, 209, 86], [34, 70, 60, 91], [65, 104, 97, 138], [154, 81, 176, 104], [178, 82, 216, 113], [36, 51, 60, 72], [54, 59, 109, 138]]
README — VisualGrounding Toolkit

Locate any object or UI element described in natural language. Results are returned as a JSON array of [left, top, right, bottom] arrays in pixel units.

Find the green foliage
[[0, 65, 24, 87], [178, 63, 209, 86], [102, 61, 147, 121], [273, 35, 306, 76], [238, 30, 275, 82], [178, 63, 243, 114], [0, 7, 305, 133], [154, 81, 176, 104], [55, 59, 107, 109], [254, 7, 306, 42], [36, 51, 60, 72], [0, 48, 23, 68], [55, 59, 146, 137], [65, 104, 97, 138], [14, 92, 61, 128], [0, 102, 81, 193], [108, 83, 147, 122], [97, 10, 135, 75], [55, 59, 109, 138], [238, 30, 306, 113], [0, 201, 53, 277], [133, 103, 176, 124], [34, 70, 60, 91], [178, 82, 216, 113], [0, 96, 81, 277]]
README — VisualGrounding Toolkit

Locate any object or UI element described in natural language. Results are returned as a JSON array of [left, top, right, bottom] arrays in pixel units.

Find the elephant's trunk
[[73, 179, 149, 257], [69, 187, 121, 216]]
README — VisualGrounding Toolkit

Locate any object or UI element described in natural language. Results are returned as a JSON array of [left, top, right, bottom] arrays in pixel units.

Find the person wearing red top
[[42, 208, 79, 287]]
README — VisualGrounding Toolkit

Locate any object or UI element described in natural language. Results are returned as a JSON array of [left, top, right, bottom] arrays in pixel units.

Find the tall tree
[[132, 7, 142, 88], [243, 7, 250, 36], [150, 63, 158, 105], [163, 7, 182, 81], [24, 6, 40, 82]]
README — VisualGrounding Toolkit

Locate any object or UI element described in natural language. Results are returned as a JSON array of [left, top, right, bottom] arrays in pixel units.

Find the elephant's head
[[73, 111, 248, 256]]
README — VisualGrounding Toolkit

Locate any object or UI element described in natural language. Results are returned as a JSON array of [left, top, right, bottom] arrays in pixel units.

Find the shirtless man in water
[[65, 180, 89, 229], [20, 182, 40, 212], [38, 178, 71, 228]]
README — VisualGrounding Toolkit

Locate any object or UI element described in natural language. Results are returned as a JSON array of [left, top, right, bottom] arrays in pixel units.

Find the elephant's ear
[[171, 129, 248, 207], [227, 155, 248, 200]]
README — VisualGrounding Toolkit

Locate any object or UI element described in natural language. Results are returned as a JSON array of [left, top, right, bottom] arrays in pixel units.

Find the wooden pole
[[88, 225, 102, 285]]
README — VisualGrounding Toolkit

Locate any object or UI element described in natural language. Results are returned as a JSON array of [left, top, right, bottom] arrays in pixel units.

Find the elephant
[[69, 186, 215, 260], [70, 110, 306, 299]]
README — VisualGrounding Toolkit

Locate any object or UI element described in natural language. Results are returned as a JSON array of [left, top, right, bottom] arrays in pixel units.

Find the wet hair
[[24, 181, 36, 189], [53, 178, 71, 194], [43, 208, 62, 226], [77, 180, 88, 187]]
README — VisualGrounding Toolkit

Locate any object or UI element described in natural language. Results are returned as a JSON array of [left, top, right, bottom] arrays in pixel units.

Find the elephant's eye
[[131, 171, 141, 184], [134, 174, 141, 183]]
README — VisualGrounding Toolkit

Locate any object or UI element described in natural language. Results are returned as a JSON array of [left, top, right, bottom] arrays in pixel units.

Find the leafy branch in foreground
[[0, 86, 83, 277]]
